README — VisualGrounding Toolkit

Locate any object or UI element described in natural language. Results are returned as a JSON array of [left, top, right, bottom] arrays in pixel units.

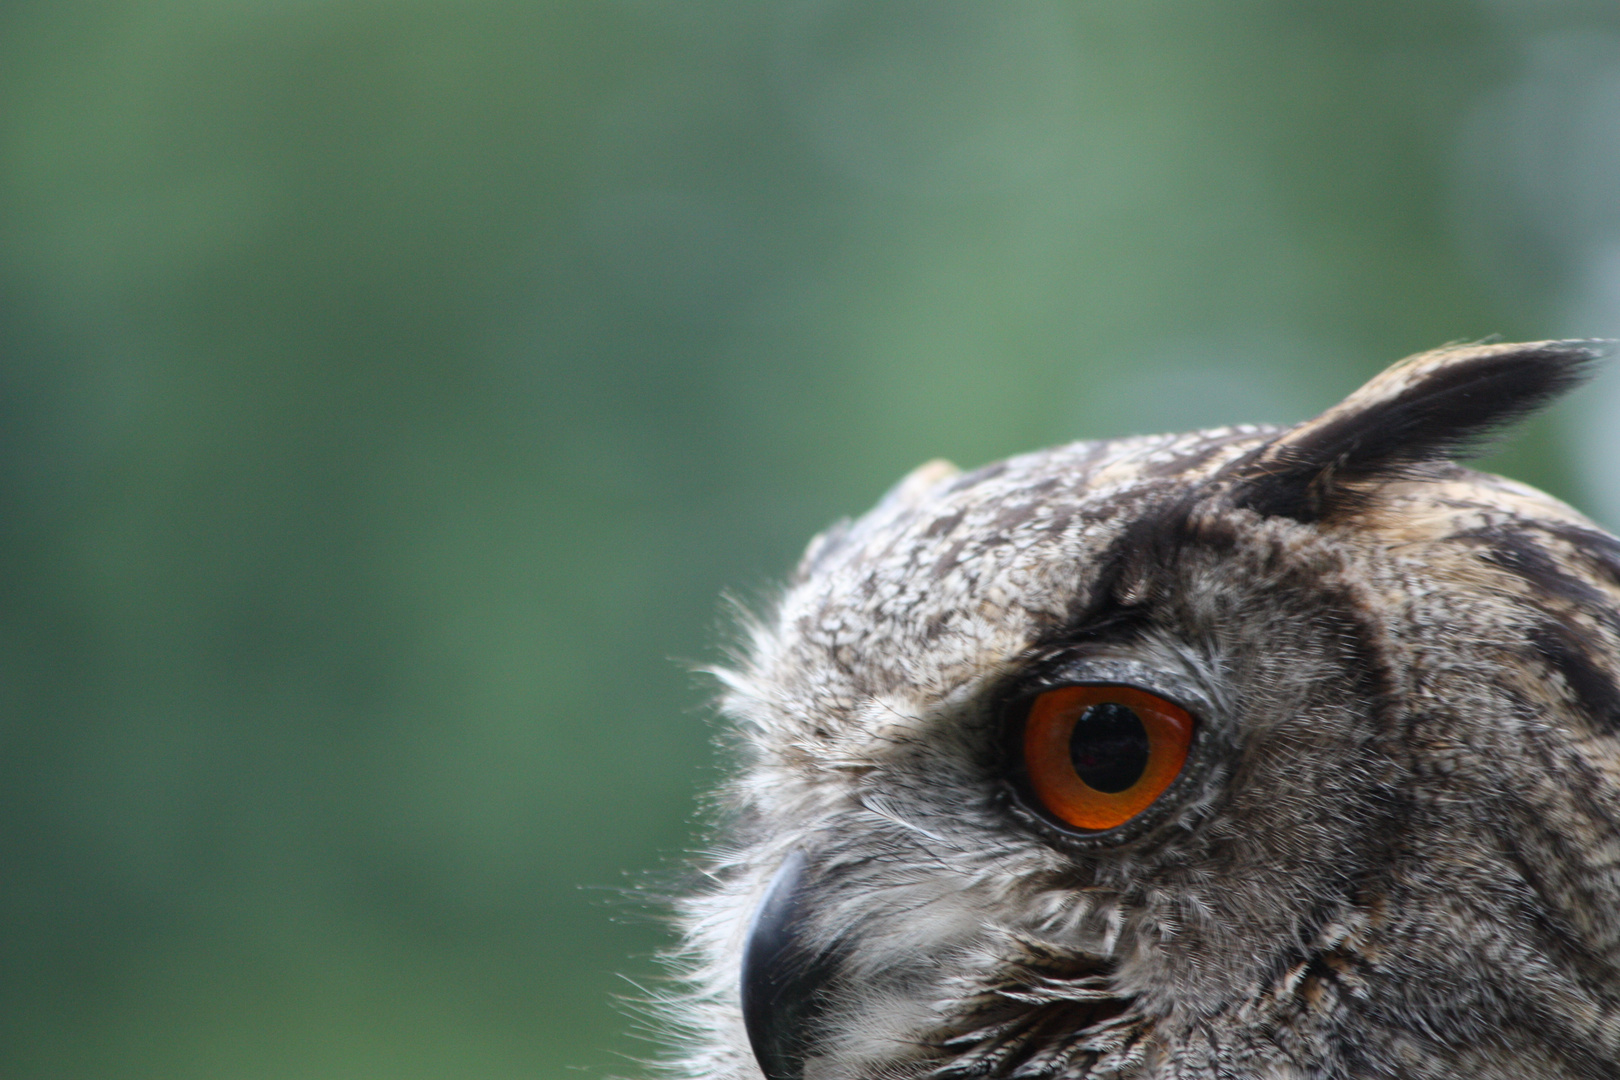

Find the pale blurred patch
[[1452, 27, 1620, 527]]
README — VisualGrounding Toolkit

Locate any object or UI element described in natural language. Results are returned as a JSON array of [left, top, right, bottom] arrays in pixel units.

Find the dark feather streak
[[1527, 620, 1620, 734]]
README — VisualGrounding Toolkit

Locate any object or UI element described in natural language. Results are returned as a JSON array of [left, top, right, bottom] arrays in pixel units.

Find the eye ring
[[1020, 684, 1195, 832]]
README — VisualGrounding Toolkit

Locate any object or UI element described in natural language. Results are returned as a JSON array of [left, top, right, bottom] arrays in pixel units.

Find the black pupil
[[1068, 702, 1150, 793]]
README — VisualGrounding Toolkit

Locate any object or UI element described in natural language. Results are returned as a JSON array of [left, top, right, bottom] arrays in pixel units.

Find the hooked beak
[[740, 849, 840, 1080]]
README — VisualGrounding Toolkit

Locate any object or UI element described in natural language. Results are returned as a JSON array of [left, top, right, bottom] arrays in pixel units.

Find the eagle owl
[[665, 341, 1620, 1079]]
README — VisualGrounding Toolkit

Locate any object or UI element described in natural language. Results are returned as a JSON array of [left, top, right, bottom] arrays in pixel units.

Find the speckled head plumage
[[664, 340, 1620, 1079]]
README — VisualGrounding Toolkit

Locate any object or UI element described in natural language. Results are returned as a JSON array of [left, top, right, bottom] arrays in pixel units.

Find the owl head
[[667, 341, 1620, 1079]]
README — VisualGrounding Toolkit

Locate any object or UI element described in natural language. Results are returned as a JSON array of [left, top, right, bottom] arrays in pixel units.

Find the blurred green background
[[3, 2, 1620, 1077]]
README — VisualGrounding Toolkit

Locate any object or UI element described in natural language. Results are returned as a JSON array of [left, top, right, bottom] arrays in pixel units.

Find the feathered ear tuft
[[1225, 339, 1607, 522]]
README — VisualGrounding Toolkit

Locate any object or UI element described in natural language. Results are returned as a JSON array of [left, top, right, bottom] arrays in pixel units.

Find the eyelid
[[1025, 657, 1217, 715]]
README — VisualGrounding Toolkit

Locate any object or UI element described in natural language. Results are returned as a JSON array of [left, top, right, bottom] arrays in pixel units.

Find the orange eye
[[1021, 685, 1194, 832]]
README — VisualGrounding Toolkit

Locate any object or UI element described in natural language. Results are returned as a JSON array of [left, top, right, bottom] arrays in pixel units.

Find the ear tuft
[[1226, 340, 1607, 521]]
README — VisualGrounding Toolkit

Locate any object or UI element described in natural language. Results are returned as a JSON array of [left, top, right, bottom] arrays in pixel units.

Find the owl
[[663, 341, 1620, 1080]]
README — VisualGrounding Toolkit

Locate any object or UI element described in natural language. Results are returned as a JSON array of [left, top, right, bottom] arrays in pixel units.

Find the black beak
[[740, 849, 840, 1080]]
